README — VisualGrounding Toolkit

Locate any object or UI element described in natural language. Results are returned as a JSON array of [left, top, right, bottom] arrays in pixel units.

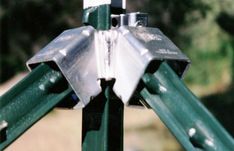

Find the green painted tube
[[0, 63, 73, 150], [140, 62, 234, 151]]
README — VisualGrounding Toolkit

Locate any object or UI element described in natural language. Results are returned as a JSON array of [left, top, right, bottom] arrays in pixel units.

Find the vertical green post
[[82, 4, 124, 151], [82, 82, 124, 151]]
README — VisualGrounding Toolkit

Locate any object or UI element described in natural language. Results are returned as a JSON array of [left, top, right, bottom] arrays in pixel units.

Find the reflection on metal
[[27, 26, 190, 108], [0, 121, 8, 143], [0, 121, 7, 131], [27, 26, 98, 108], [114, 26, 190, 105]]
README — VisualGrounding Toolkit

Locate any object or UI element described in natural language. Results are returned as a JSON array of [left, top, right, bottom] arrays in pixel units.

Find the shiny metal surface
[[113, 26, 190, 104], [27, 26, 100, 108], [111, 12, 148, 27], [27, 25, 190, 108], [0, 120, 7, 129], [0, 120, 7, 143]]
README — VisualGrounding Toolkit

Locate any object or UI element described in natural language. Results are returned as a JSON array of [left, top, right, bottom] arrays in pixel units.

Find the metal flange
[[27, 26, 99, 108]]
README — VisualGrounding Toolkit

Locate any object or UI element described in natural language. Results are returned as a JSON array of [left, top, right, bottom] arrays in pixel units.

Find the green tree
[[0, 0, 82, 83]]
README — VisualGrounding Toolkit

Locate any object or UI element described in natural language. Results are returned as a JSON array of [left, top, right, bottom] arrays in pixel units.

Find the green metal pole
[[82, 4, 124, 151], [82, 5, 111, 30], [82, 81, 124, 151], [140, 62, 234, 151], [0, 63, 73, 150]]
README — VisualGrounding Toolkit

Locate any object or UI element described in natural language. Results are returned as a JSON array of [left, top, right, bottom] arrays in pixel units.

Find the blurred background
[[0, 0, 234, 150]]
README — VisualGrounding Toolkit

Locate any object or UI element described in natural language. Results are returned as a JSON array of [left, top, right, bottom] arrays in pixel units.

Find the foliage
[[129, 0, 234, 89], [1, 0, 234, 145], [0, 0, 82, 82]]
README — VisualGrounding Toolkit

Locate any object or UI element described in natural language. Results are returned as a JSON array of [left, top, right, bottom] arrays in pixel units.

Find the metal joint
[[27, 25, 190, 108]]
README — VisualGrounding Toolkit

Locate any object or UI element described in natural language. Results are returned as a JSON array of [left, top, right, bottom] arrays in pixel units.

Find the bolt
[[188, 128, 196, 137]]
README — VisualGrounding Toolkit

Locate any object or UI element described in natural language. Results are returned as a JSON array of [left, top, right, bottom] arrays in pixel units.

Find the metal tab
[[113, 26, 190, 104], [27, 26, 100, 108]]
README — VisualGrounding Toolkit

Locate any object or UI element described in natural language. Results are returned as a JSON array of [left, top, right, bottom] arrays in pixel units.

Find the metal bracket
[[113, 26, 190, 105], [27, 25, 190, 108], [27, 26, 99, 108], [111, 12, 148, 27]]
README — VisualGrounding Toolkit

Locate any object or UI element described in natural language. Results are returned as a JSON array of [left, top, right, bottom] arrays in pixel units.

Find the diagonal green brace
[[140, 62, 234, 151], [0, 63, 73, 150]]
